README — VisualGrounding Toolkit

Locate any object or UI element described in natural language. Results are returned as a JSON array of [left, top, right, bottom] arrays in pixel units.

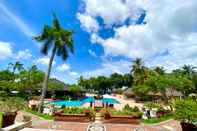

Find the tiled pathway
[[16, 111, 182, 131]]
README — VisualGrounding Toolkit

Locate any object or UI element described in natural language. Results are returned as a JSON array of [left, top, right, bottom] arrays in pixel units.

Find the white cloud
[[0, 2, 35, 36], [15, 49, 32, 60], [81, 0, 144, 25], [88, 49, 97, 57], [0, 41, 12, 60], [70, 71, 78, 76], [35, 57, 56, 66], [56, 64, 70, 72], [77, 13, 99, 33], [79, 0, 197, 70]]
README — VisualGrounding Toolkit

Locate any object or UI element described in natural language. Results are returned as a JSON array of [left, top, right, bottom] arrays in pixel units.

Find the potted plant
[[0, 103, 18, 128], [173, 99, 197, 131], [0, 97, 27, 127]]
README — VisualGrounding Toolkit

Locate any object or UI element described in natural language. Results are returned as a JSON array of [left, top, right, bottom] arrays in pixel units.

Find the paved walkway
[[16, 111, 182, 131]]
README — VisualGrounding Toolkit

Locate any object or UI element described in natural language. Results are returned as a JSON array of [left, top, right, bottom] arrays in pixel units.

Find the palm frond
[[34, 25, 53, 42], [53, 14, 61, 31], [41, 37, 53, 55]]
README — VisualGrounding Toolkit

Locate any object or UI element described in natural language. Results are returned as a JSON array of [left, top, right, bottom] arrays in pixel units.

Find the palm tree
[[130, 58, 146, 85], [182, 65, 196, 78], [154, 66, 165, 75], [34, 14, 74, 112], [8, 61, 24, 74]]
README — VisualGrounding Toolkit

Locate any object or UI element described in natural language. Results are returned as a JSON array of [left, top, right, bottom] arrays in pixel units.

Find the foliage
[[68, 84, 84, 93], [63, 107, 95, 115], [0, 97, 27, 112], [0, 112, 2, 128], [48, 78, 65, 91], [173, 99, 197, 123], [104, 105, 142, 117], [25, 109, 53, 120], [34, 14, 74, 112], [144, 102, 162, 109], [78, 73, 132, 95], [141, 113, 174, 124]]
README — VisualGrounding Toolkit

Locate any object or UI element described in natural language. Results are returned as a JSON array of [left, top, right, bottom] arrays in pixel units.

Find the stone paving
[[16, 111, 182, 131]]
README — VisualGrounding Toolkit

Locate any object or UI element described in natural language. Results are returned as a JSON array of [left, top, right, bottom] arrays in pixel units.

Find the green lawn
[[24, 109, 53, 120], [141, 114, 174, 124], [0, 112, 3, 128]]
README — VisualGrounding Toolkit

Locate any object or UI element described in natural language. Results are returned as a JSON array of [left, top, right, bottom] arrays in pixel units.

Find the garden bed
[[103, 114, 140, 124], [54, 112, 92, 122], [24, 109, 53, 120], [102, 106, 142, 124], [54, 107, 95, 122], [141, 114, 174, 124]]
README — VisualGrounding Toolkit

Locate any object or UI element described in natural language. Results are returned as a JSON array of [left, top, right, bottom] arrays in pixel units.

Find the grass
[[24, 109, 53, 120], [0, 112, 2, 128], [141, 114, 174, 124]]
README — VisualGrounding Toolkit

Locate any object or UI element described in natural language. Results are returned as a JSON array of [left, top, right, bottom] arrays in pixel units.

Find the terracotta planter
[[103, 113, 140, 124], [54, 113, 92, 122], [2, 112, 17, 128], [181, 122, 197, 131]]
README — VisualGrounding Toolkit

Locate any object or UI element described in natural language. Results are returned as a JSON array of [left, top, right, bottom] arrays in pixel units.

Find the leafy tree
[[0, 70, 13, 81], [7, 61, 24, 74], [48, 78, 65, 91], [130, 58, 147, 85], [174, 99, 197, 124], [154, 66, 165, 75], [34, 14, 74, 112], [182, 65, 196, 79]]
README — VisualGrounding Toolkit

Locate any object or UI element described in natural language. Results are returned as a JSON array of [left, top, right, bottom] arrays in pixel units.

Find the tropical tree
[[34, 14, 74, 112], [0, 70, 13, 81], [8, 61, 24, 74], [130, 58, 147, 85], [154, 66, 165, 75], [182, 65, 196, 79]]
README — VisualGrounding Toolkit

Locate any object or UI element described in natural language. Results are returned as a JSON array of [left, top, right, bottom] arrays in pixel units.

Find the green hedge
[[24, 109, 53, 120], [0, 112, 2, 128], [63, 107, 95, 114], [141, 114, 174, 124]]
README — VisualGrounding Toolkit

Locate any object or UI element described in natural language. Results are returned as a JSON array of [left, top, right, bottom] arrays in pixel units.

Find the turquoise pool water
[[50, 97, 119, 107], [102, 98, 120, 104], [50, 97, 95, 106]]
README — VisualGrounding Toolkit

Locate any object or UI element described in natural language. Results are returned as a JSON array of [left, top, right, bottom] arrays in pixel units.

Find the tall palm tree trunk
[[38, 46, 57, 112]]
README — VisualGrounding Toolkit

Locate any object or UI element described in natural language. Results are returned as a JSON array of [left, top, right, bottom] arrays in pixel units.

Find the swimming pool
[[50, 97, 95, 107], [50, 97, 119, 107]]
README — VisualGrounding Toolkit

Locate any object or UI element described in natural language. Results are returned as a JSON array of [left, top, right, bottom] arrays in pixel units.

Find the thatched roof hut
[[165, 88, 183, 98], [123, 88, 135, 98]]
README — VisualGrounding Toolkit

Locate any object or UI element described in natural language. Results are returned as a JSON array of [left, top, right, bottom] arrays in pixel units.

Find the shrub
[[144, 102, 161, 109], [63, 107, 95, 115], [105, 106, 142, 118], [0, 97, 27, 113], [63, 107, 95, 120], [173, 99, 197, 124]]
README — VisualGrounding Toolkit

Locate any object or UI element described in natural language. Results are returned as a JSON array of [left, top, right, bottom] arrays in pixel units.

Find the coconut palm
[[8, 61, 24, 74], [34, 14, 74, 112], [182, 65, 196, 78], [154, 66, 165, 75], [130, 58, 146, 85]]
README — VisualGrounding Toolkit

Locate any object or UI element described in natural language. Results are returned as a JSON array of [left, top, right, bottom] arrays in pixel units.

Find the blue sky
[[0, 0, 197, 84]]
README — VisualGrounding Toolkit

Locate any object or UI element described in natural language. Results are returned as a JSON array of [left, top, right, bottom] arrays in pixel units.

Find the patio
[[15, 111, 182, 131]]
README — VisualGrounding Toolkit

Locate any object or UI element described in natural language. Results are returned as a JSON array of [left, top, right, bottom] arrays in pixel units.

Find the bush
[[144, 102, 161, 109], [63, 107, 95, 120], [0, 97, 27, 112], [173, 99, 197, 124], [104, 105, 142, 118], [63, 107, 95, 115]]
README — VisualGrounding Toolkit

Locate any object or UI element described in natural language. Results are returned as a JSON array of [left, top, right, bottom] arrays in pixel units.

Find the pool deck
[[16, 111, 182, 131]]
